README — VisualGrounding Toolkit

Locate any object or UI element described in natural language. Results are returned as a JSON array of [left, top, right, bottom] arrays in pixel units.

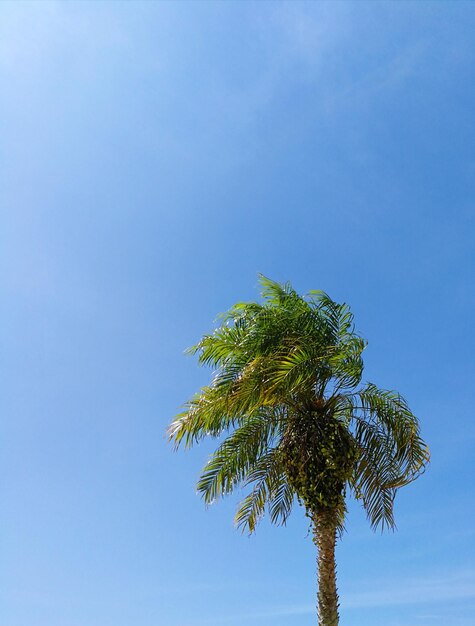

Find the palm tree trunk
[[313, 510, 339, 626]]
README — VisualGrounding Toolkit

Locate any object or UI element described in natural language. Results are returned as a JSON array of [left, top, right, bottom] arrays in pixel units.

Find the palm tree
[[168, 276, 429, 626]]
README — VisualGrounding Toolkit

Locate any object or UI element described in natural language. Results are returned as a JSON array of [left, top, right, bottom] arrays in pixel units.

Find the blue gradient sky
[[1, 2, 475, 625]]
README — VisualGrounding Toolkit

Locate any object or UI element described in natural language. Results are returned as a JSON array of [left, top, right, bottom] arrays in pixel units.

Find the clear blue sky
[[1, 2, 474, 625]]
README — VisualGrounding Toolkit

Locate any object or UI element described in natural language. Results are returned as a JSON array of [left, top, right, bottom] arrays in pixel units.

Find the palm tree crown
[[168, 276, 429, 535]]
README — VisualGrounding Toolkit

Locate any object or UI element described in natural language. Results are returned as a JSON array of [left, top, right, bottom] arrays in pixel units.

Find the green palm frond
[[197, 409, 282, 504], [234, 449, 294, 533], [168, 384, 236, 448], [340, 383, 429, 530], [356, 383, 429, 481], [350, 420, 399, 530], [269, 477, 295, 526]]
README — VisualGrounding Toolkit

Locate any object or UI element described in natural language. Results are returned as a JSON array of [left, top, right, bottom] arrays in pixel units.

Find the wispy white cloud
[[343, 569, 475, 609], [252, 1, 473, 119], [187, 568, 475, 624]]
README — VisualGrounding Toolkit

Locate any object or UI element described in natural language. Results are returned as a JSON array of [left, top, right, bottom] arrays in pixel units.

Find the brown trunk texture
[[313, 510, 339, 626]]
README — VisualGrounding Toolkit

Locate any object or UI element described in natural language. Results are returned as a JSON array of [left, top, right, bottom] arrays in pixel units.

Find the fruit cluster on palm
[[168, 276, 429, 626]]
